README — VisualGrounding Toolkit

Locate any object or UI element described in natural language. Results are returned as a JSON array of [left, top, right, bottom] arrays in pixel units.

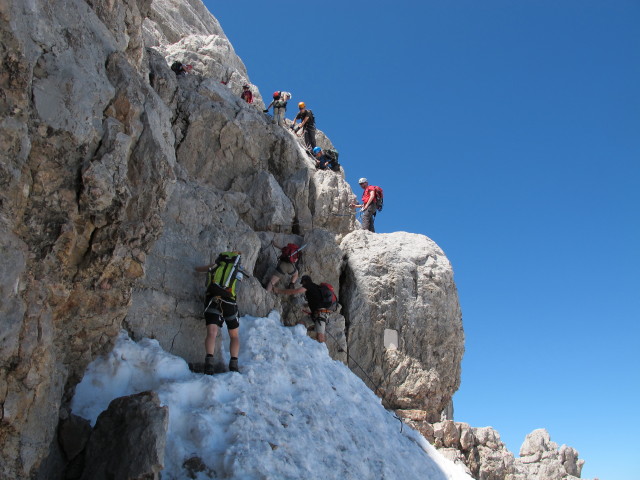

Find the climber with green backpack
[[274, 275, 338, 344], [195, 251, 247, 374]]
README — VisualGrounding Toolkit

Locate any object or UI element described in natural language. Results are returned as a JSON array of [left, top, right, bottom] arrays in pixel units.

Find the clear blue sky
[[204, 2, 639, 478]]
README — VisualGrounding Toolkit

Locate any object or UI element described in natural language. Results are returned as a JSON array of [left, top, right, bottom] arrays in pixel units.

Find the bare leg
[[229, 328, 240, 358], [266, 275, 279, 292], [205, 324, 219, 355]]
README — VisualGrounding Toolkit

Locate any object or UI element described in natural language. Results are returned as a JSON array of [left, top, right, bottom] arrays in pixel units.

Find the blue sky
[[204, 1, 639, 478]]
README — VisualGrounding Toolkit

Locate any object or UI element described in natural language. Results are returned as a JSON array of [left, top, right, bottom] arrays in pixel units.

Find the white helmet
[[358, 177, 368, 184]]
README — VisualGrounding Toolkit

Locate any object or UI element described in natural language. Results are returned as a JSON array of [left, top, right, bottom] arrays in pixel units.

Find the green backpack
[[206, 252, 242, 300]]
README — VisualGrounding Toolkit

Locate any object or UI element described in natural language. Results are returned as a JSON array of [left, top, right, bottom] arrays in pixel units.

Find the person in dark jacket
[[291, 102, 316, 150], [312, 147, 340, 171], [274, 275, 327, 343]]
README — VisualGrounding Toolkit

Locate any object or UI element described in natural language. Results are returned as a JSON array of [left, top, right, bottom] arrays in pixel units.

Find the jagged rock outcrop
[[1, 0, 175, 477], [517, 429, 585, 480], [143, 0, 265, 107], [0, 0, 586, 479], [340, 230, 464, 420], [80, 391, 168, 480], [0, 1, 362, 475], [398, 413, 589, 480]]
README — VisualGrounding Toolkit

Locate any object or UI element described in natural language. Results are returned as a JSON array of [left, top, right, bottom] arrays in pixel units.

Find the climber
[[265, 243, 303, 293], [170, 61, 192, 76], [241, 84, 253, 104], [194, 252, 247, 374], [349, 177, 383, 233], [312, 147, 340, 171], [290, 102, 316, 150], [264, 91, 291, 126], [273, 275, 333, 343]]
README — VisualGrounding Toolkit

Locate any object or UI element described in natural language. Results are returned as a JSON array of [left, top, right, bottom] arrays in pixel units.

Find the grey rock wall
[[0, 0, 463, 478]]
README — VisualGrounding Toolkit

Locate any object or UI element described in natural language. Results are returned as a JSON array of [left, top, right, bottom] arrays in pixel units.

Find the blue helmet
[[312, 147, 322, 155]]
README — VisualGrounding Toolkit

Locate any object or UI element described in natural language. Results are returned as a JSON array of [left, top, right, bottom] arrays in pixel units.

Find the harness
[[204, 295, 238, 320]]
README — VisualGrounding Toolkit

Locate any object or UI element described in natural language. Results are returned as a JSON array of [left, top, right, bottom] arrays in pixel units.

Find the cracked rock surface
[[0, 0, 463, 478]]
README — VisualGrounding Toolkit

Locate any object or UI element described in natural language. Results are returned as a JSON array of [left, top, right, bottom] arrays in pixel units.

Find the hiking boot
[[204, 356, 215, 376], [229, 358, 239, 372]]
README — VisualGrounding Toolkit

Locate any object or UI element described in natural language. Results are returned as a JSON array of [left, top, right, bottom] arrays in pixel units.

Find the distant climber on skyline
[[313, 146, 340, 171], [264, 91, 291, 126], [241, 84, 253, 104], [350, 178, 383, 232]]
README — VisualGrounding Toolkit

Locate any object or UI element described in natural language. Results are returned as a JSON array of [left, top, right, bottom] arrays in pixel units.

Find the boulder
[[81, 391, 168, 480], [340, 230, 464, 419], [515, 429, 585, 479]]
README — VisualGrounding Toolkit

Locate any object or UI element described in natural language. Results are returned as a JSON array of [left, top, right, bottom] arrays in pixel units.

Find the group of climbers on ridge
[[174, 71, 383, 372], [169, 64, 343, 175], [194, 243, 336, 375]]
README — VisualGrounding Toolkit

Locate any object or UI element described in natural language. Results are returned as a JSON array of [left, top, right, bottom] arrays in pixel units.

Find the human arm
[[273, 286, 307, 296]]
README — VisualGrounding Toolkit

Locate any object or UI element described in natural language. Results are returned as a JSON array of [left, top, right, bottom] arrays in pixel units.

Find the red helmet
[[273, 91, 281, 99]]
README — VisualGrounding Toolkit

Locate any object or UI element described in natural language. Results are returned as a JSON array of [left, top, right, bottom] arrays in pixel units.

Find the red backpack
[[364, 185, 384, 211], [281, 243, 301, 264], [319, 283, 338, 311]]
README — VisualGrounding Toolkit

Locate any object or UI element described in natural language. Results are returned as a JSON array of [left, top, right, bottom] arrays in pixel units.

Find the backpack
[[205, 252, 242, 300], [305, 109, 315, 126], [372, 186, 384, 211], [319, 283, 338, 311], [325, 149, 340, 171], [280, 243, 301, 264], [170, 61, 183, 74]]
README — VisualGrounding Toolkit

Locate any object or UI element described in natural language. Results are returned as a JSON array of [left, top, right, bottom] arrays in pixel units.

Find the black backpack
[[306, 109, 315, 126], [170, 61, 183, 74], [325, 149, 340, 171]]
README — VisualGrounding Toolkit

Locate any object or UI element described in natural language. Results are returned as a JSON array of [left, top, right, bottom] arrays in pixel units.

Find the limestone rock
[[515, 429, 585, 479], [0, 0, 464, 477], [58, 413, 92, 462], [340, 230, 464, 419], [125, 179, 278, 365], [1, 0, 175, 476], [144, 0, 263, 108], [399, 418, 591, 480], [80, 391, 168, 480]]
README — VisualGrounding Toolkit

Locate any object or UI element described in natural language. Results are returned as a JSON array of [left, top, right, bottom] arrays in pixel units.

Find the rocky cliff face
[[0, 1, 588, 479]]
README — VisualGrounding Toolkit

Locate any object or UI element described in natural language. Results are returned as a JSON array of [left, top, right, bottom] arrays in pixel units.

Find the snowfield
[[72, 311, 471, 480]]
